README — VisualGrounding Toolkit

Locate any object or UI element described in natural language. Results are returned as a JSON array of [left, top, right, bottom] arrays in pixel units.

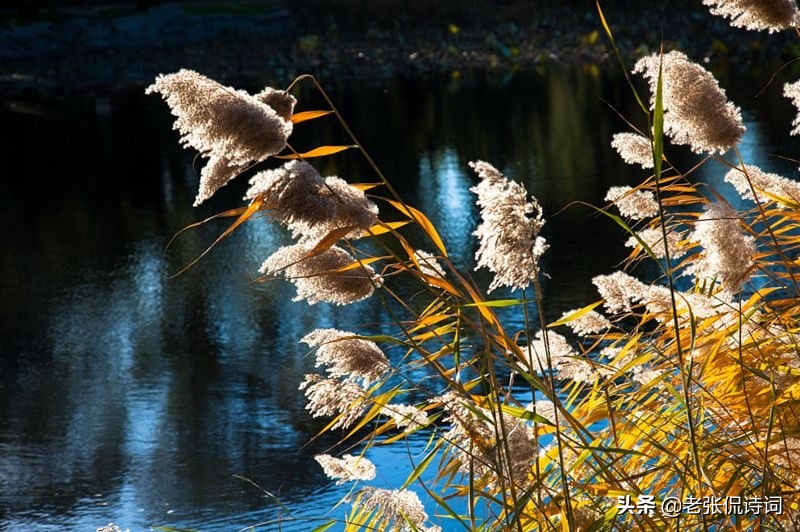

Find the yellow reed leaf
[[547, 301, 605, 328], [776, 381, 800, 404], [459, 277, 501, 329], [302, 226, 356, 260], [351, 183, 382, 191], [165, 205, 247, 252], [410, 313, 451, 332], [387, 199, 448, 257], [170, 198, 262, 278], [331, 255, 386, 273], [275, 145, 355, 159], [363, 220, 410, 236], [421, 274, 463, 297], [289, 110, 332, 123]]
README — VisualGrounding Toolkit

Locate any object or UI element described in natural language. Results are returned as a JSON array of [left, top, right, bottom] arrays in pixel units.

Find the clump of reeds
[[147, 5, 800, 530]]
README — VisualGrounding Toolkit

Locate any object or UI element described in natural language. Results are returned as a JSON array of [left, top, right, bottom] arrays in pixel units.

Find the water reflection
[[1, 65, 798, 531]]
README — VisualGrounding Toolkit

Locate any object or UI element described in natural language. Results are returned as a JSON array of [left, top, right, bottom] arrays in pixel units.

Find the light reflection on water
[[1, 66, 799, 531]]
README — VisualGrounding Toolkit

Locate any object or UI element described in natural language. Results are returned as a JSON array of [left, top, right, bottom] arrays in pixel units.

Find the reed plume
[[470, 160, 547, 292], [302, 328, 390, 384], [703, 0, 799, 32], [314, 454, 377, 484], [146, 69, 294, 205], [245, 160, 378, 241], [260, 244, 380, 305], [634, 51, 745, 154], [611, 132, 654, 168]]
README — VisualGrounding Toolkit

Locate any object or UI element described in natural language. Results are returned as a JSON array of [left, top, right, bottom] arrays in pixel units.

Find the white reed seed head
[[611, 132, 654, 169], [470, 160, 547, 292], [300, 374, 366, 430], [703, 0, 799, 33], [245, 161, 378, 241], [559, 309, 612, 336], [146, 69, 294, 205], [261, 244, 381, 305], [302, 328, 390, 384], [785, 80, 800, 136], [592, 271, 651, 313], [413, 249, 447, 280], [356, 488, 435, 532], [380, 403, 431, 432], [625, 228, 686, 259], [724, 165, 800, 207], [688, 202, 755, 292], [434, 392, 537, 490], [633, 51, 745, 154], [314, 454, 377, 484], [605, 186, 660, 220]]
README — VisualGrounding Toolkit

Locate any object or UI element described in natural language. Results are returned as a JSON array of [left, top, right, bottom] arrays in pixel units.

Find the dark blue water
[[1, 65, 798, 531]]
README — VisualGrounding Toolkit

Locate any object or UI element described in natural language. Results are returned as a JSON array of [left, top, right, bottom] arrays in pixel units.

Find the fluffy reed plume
[[314, 454, 376, 484], [605, 186, 660, 219], [356, 488, 440, 532], [470, 160, 547, 292], [245, 161, 378, 241], [702, 0, 799, 33], [688, 202, 756, 292], [611, 132, 654, 168], [260, 243, 381, 305], [634, 51, 745, 154], [301, 328, 390, 384], [300, 374, 367, 430], [558, 309, 612, 336], [523, 331, 601, 382], [725, 165, 800, 207], [525, 330, 578, 368], [255, 87, 296, 120], [435, 392, 536, 490], [413, 249, 446, 280], [146, 69, 294, 205], [380, 403, 430, 431], [592, 271, 651, 313], [625, 228, 687, 259], [785, 80, 800, 136]]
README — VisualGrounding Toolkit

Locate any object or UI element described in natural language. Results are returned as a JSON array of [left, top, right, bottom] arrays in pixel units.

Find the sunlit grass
[[143, 3, 800, 531]]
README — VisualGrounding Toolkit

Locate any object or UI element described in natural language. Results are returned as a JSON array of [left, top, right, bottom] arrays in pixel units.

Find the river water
[[1, 65, 798, 531]]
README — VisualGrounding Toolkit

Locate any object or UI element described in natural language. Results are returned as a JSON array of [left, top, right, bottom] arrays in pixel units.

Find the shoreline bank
[[0, 1, 798, 98]]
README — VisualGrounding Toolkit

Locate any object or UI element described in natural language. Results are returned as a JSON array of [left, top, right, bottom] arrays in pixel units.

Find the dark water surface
[[1, 66, 798, 531]]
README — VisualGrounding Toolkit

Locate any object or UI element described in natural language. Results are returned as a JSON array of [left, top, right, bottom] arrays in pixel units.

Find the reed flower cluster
[[314, 454, 377, 484], [152, 9, 800, 527], [611, 132, 654, 168], [380, 403, 430, 432], [245, 160, 378, 241], [146, 69, 294, 205], [687, 202, 755, 292], [558, 309, 612, 336], [625, 227, 686, 258], [724, 164, 800, 207], [784, 80, 800, 136], [300, 374, 367, 430], [302, 328, 390, 384], [605, 186, 660, 219], [634, 51, 745, 154], [355, 488, 441, 532], [260, 243, 381, 305], [435, 392, 537, 490], [702, 0, 799, 32], [470, 161, 547, 292], [413, 249, 447, 280]]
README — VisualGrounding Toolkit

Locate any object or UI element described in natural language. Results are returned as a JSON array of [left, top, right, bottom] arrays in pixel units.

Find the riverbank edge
[[1, 2, 798, 98]]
